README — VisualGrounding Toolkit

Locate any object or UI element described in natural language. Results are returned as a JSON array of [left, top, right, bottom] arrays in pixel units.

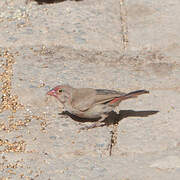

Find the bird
[[47, 85, 149, 129]]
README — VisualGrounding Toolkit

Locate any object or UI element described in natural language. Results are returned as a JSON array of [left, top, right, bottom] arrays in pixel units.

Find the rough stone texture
[[0, 0, 180, 179]]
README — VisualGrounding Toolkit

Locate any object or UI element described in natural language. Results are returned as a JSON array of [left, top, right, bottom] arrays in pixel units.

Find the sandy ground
[[0, 0, 180, 179]]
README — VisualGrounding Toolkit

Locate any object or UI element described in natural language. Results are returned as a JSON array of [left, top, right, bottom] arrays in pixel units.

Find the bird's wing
[[71, 88, 97, 111], [71, 88, 125, 111], [94, 89, 126, 104]]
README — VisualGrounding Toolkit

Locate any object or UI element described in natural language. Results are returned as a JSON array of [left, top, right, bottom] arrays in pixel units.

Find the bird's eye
[[58, 89, 62, 93]]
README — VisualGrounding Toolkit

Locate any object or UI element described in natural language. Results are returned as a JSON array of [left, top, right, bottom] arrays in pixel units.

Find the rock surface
[[0, 0, 180, 179]]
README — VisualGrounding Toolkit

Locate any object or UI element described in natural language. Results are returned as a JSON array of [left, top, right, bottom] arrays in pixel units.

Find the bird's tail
[[124, 90, 149, 98], [109, 90, 149, 105]]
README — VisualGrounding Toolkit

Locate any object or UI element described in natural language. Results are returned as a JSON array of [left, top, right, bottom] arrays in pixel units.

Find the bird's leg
[[80, 114, 108, 130]]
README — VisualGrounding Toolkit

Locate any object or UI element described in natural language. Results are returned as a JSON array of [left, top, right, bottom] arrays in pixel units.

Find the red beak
[[47, 89, 57, 97]]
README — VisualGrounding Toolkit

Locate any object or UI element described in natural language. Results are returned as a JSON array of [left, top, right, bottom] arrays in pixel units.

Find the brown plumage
[[47, 85, 149, 129]]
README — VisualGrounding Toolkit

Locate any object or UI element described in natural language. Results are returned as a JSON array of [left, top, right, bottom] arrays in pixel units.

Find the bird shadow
[[30, 0, 82, 5], [59, 109, 159, 128], [59, 109, 159, 155]]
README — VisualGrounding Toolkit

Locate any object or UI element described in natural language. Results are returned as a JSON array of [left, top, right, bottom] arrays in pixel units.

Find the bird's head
[[47, 85, 73, 103]]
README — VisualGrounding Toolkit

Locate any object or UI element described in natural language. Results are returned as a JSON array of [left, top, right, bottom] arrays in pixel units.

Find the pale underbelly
[[67, 104, 114, 119]]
